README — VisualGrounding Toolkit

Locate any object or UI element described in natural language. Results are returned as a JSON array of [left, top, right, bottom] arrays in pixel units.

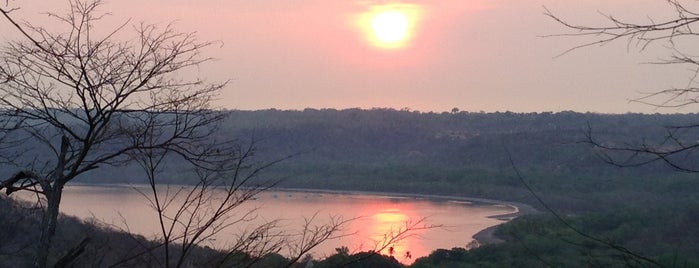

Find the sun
[[356, 4, 422, 49], [371, 10, 409, 44]]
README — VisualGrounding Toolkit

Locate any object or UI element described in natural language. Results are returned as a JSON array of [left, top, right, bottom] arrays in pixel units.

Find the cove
[[17, 184, 518, 264]]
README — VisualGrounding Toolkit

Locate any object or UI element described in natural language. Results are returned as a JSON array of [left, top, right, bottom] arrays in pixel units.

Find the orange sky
[[1, 0, 693, 113]]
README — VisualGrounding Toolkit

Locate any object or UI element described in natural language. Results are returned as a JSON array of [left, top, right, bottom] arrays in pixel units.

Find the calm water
[[18, 185, 515, 264]]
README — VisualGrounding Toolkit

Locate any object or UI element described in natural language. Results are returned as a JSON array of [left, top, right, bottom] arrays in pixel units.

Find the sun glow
[[344, 202, 427, 264], [371, 11, 409, 43], [357, 3, 422, 49]]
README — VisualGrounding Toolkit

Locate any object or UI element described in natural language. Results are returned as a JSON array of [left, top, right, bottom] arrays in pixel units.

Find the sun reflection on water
[[350, 202, 428, 264]]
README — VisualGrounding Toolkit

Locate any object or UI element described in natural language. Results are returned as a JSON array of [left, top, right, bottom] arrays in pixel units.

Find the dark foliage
[[413, 208, 699, 267], [314, 250, 404, 268]]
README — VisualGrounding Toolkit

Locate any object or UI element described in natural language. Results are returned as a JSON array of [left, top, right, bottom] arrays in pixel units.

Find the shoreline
[[72, 183, 539, 247], [273, 187, 538, 216], [274, 187, 540, 246]]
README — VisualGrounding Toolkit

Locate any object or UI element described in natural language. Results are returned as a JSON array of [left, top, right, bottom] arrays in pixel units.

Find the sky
[[3, 0, 696, 113]]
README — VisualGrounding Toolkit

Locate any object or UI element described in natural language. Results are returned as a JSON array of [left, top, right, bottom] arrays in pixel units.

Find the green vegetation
[[412, 207, 699, 267]]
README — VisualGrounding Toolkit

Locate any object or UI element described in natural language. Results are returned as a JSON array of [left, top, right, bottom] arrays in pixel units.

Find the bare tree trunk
[[34, 183, 64, 268], [34, 136, 70, 268]]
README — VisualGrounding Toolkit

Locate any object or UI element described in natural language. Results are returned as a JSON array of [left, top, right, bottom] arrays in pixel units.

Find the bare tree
[[110, 138, 293, 268], [0, 1, 235, 266], [546, 1, 699, 172], [282, 213, 356, 267]]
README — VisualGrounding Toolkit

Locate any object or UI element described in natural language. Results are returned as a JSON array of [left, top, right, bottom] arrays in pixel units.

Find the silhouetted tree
[[535, 2, 699, 267], [0, 1, 263, 267], [546, 0, 699, 172]]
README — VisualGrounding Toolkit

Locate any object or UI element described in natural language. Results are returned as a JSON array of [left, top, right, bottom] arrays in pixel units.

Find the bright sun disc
[[356, 4, 422, 49], [371, 11, 409, 43]]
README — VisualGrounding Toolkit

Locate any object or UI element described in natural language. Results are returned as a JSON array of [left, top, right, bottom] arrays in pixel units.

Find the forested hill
[[25, 109, 699, 211], [223, 109, 695, 174]]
